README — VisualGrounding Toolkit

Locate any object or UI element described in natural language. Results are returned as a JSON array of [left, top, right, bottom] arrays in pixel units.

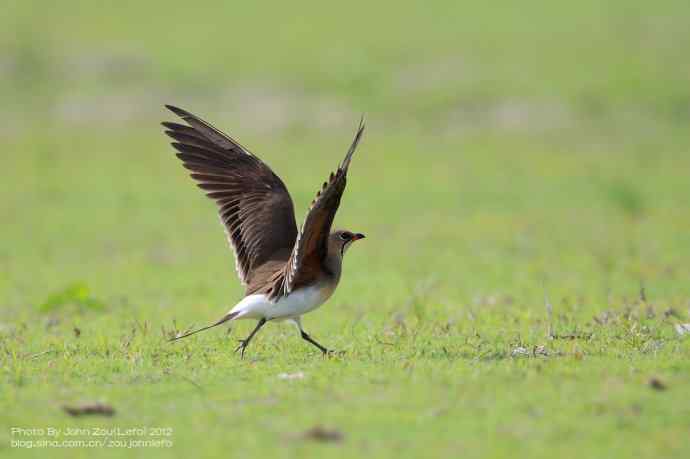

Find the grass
[[2, 1, 690, 457]]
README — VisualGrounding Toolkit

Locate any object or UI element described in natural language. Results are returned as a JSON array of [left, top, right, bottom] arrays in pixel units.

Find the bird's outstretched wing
[[162, 105, 298, 288], [274, 118, 365, 299]]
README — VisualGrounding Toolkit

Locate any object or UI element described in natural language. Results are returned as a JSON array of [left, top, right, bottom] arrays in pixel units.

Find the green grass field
[[2, 1, 690, 457]]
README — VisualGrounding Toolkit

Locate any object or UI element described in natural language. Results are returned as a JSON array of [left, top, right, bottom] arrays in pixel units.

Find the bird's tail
[[169, 311, 240, 342]]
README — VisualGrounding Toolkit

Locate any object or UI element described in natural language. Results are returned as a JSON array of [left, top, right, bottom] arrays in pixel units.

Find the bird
[[162, 105, 366, 358]]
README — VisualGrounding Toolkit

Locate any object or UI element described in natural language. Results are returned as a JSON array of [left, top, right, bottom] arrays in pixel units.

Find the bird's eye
[[340, 232, 351, 241]]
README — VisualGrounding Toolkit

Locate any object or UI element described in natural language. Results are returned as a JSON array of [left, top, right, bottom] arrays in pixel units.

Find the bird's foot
[[322, 349, 346, 358], [234, 339, 249, 359]]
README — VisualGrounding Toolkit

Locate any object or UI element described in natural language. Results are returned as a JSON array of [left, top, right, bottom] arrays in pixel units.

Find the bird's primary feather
[[163, 105, 298, 292], [163, 106, 365, 302], [278, 119, 366, 298]]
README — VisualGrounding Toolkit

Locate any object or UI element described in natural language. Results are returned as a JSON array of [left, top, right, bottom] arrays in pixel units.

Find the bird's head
[[329, 229, 365, 258]]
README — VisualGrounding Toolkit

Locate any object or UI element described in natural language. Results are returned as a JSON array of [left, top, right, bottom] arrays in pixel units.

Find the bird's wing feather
[[274, 118, 365, 298], [163, 105, 298, 287]]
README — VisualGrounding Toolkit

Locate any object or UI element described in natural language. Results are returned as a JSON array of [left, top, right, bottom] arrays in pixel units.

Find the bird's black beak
[[353, 233, 366, 241]]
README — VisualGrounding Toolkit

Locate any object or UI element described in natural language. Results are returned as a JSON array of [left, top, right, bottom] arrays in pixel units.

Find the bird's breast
[[268, 281, 336, 320]]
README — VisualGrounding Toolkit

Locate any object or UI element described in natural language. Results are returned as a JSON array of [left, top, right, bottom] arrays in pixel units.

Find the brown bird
[[162, 105, 365, 357]]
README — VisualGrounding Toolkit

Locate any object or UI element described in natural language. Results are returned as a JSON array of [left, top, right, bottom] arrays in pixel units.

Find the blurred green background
[[2, 1, 690, 458]]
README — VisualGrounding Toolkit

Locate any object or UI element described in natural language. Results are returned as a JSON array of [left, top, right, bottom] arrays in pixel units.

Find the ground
[[1, 1, 690, 458]]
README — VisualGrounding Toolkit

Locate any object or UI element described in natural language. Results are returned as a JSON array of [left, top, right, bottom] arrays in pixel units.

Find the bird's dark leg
[[300, 330, 331, 355], [234, 318, 267, 359]]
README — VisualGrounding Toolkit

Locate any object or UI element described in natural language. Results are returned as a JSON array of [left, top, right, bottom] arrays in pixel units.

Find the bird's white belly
[[228, 284, 333, 321]]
